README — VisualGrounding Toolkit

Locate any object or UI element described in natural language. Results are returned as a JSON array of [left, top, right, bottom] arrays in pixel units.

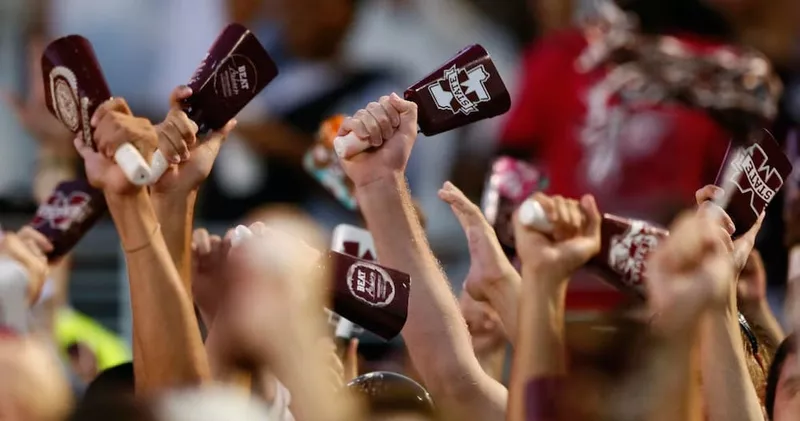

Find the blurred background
[[0, 0, 798, 372]]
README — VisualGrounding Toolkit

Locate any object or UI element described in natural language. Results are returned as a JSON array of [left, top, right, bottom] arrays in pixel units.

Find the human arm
[[340, 94, 507, 420]]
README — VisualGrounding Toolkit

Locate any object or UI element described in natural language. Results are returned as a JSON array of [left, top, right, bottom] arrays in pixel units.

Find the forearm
[[106, 191, 209, 392], [639, 332, 702, 421], [270, 319, 359, 421], [483, 274, 521, 344], [740, 300, 785, 349], [151, 191, 197, 290], [509, 271, 567, 421], [700, 310, 764, 421], [356, 174, 506, 417]]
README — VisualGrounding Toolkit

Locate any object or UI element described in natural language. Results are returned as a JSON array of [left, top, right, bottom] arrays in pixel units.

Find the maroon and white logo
[[49, 66, 81, 132], [31, 191, 93, 231], [427, 65, 491, 115], [346, 262, 395, 307], [727, 143, 784, 216], [608, 221, 662, 289]]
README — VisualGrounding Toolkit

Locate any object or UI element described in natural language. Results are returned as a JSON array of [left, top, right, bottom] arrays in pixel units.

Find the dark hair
[[766, 335, 795, 420], [69, 395, 157, 421], [82, 362, 135, 404], [616, 0, 736, 40]]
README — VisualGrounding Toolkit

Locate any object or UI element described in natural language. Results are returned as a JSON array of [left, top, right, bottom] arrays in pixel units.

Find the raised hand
[[694, 184, 763, 274], [191, 228, 232, 327], [439, 181, 518, 303], [151, 86, 236, 194], [513, 193, 602, 283], [91, 98, 158, 161], [0, 232, 48, 304], [2, 39, 74, 155], [337, 93, 418, 188], [76, 98, 157, 195], [218, 221, 324, 362], [646, 212, 736, 334]]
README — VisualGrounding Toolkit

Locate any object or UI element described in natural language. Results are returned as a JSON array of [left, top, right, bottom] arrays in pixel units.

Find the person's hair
[[82, 362, 135, 404], [615, 0, 736, 40], [69, 395, 157, 421], [766, 335, 795, 420]]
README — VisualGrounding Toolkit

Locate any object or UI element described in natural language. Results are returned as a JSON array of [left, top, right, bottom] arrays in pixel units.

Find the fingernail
[[90, 114, 97, 127], [182, 151, 190, 161], [390, 92, 401, 101], [171, 155, 181, 164], [230, 225, 253, 248]]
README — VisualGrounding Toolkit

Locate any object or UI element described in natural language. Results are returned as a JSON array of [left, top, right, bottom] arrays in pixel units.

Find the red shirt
[[501, 30, 731, 310], [501, 29, 730, 222]]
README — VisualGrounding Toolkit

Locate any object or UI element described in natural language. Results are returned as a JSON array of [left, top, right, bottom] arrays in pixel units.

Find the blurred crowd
[[0, 0, 799, 420]]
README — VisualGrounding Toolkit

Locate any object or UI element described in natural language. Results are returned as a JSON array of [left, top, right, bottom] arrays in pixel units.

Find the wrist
[[483, 269, 521, 306], [521, 264, 569, 294], [354, 171, 406, 197], [104, 190, 159, 251], [150, 188, 197, 207]]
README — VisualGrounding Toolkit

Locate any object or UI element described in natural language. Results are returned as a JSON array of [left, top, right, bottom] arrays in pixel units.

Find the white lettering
[[238, 65, 250, 90]]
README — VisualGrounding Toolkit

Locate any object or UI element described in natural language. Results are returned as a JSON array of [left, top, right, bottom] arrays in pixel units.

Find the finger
[[249, 222, 268, 236], [344, 338, 359, 380], [338, 116, 370, 140], [91, 97, 130, 127], [202, 119, 237, 157], [168, 85, 193, 108], [17, 226, 53, 253], [73, 136, 95, 160], [25, 38, 47, 102], [208, 236, 223, 260], [565, 199, 584, 232], [531, 192, 557, 225], [378, 95, 400, 128], [366, 101, 394, 141], [165, 119, 190, 161], [714, 225, 735, 253], [172, 111, 198, 147], [580, 195, 602, 237], [159, 125, 183, 164], [354, 109, 382, 147], [22, 239, 45, 259], [695, 185, 724, 206], [698, 201, 736, 236], [388, 92, 416, 115], [552, 196, 575, 240], [194, 229, 211, 255], [438, 181, 483, 225]]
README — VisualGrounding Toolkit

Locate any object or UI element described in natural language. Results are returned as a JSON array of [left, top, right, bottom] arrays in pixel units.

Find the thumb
[[203, 119, 238, 154], [168, 85, 193, 109]]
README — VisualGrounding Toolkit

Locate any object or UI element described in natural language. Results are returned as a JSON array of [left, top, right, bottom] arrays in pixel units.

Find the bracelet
[[123, 223, 161, 253]]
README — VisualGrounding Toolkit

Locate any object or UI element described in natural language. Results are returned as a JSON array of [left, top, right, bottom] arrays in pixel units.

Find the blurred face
[[773, 352, 800, 421], [280, 0, 354, 59]]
